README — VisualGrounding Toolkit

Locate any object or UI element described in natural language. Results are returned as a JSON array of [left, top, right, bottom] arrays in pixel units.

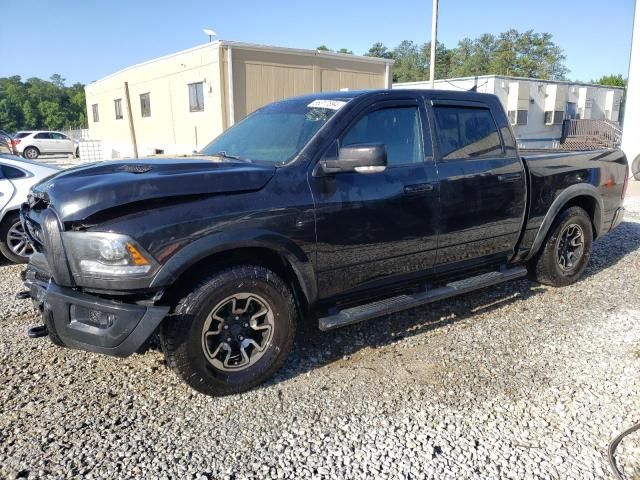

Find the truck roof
[[287, 88, 499, 104]]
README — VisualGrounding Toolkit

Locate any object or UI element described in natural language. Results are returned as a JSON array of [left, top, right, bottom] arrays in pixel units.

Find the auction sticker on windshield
[[307, 99, 347, 110]]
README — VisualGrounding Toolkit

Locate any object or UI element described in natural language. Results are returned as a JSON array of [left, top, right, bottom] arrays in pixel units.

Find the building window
[[92, 104, 99, 122], [544, 111, 564, 125], [114, 98, 123, 120], [508, 110, 528, 126], [140, 93, 151, 117], [188, 82, 204, 112]]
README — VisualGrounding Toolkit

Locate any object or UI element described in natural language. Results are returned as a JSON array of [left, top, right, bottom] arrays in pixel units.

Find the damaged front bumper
[[24, 267, 169, 357]]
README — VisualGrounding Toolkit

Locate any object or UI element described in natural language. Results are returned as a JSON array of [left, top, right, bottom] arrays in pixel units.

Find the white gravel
[[1, 201, 640, 479]]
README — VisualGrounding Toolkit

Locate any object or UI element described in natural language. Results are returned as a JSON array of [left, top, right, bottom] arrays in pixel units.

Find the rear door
[[310, 98, 439, 299], [0, 166, 16, 212], [430, 99, 527, 269]]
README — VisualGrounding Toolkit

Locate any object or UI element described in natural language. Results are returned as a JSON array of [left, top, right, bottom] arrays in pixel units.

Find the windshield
[[200, 97, 350, 164]]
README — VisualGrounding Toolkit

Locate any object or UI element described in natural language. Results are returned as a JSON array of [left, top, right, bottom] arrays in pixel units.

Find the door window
[[34, 132, 52, 139], [342, 106, 425, 166], [51, 132, 67, 140], [433, 106, 503, 160]]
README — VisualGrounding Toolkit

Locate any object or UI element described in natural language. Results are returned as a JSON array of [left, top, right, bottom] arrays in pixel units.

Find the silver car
[[13, 130, 78, 159], [0, 155, 59, 263]]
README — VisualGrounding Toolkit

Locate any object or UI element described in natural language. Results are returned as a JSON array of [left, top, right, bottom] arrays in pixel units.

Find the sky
[[0, 0, 636, 85]]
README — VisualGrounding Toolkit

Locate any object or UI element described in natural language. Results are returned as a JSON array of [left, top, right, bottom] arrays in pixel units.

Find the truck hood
[[30, 157, 277, 222]]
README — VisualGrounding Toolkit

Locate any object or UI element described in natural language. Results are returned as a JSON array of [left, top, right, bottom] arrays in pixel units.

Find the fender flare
[[526, 183, 603, 261], [149, 228, 317, 304]]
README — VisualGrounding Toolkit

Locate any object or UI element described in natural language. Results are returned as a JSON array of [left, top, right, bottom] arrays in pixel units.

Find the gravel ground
[[1, 198, 640, 479]]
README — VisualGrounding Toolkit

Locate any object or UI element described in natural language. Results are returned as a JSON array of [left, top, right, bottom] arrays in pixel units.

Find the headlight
[[62, 232, 159, 278]]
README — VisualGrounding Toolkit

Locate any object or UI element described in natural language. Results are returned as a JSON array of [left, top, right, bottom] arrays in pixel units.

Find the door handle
[[404, 183, 434, 195], [497, 173, 523, 183]]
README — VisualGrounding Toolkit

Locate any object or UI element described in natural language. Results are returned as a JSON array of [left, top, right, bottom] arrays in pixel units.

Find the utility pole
[[429, 0, 439, 89]]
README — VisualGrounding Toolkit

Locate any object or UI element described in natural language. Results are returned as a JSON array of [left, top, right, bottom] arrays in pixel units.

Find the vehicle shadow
[[269, 220, 640, 386], [0, 256, 13, 268]]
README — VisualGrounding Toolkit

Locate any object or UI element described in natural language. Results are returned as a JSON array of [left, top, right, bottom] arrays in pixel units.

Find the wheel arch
[[526, 185, 603, 261], [151, 232, 317, 313]]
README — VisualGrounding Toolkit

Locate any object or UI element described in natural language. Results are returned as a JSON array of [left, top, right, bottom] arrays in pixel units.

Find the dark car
[[19, 89, 628, 396]]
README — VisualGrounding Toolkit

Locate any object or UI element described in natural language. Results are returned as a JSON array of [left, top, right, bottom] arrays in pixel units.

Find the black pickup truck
[[19, 89, 628, 396]]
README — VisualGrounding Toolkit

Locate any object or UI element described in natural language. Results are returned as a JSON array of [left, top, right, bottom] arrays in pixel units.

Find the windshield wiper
[[213, 151, 252, 163], [191, 151, 252, 162]]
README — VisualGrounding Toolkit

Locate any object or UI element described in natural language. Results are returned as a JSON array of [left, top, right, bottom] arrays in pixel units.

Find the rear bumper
[[26, 270, 169, 357]]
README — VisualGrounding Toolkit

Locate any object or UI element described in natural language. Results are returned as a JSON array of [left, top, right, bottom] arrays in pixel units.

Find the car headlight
[[62, 232, 159, 278]]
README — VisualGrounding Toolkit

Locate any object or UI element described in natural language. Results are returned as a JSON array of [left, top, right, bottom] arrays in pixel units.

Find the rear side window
[[14, 132, 30, 139], [1, 165, 26, 179], [34, 132, 51, 139], [342, 106, 425, 166], [433, 106, 503, 160]]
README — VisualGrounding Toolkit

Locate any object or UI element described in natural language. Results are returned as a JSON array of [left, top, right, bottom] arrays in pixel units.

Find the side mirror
[[321, 143, 387, 174]]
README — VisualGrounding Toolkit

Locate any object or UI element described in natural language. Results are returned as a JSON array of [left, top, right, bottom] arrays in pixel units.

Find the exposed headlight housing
[[62, 232, 159, 279]]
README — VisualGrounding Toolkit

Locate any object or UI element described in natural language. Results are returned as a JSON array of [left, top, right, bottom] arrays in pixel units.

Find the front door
[[33, 132, 54, 153], [309, 99, 439, 299], [430, 100, 527, 269], [50, 132, 73, 153]]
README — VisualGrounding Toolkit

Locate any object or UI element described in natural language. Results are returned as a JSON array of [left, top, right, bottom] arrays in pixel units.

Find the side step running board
[[318, 266, 527, 331]]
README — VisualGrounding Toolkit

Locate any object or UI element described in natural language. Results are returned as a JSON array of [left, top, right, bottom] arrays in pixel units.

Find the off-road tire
[[161, 266, 297, 396], [22, 146, 39, 159], [0, 213, 30, 263], [531, 206, 593, 287]]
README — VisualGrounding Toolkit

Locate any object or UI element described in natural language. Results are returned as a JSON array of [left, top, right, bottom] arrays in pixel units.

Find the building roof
[[89, 40, 393, 85], [394, 74, 625, 90]]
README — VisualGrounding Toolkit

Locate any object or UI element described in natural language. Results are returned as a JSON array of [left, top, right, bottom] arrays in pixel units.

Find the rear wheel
[[22, 146, 39, 159], [531, 206, 593, 287], [0, 213, 33, 263], [161, 265, 297, 396]]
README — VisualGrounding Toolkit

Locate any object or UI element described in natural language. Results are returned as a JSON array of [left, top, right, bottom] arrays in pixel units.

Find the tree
[[316, 45, 331, 51], [337, 48, 353, 54], [38, 100, 67, 129], [491, 29, 568, 80], [592, 74, 626, 87], [419, 41, 452, 80], [365, 42, 392, 59], [0, 75, 86, 131], [50, 73, 66, 88], [391, 40, 424, 82], [22, 100, 38, 128]]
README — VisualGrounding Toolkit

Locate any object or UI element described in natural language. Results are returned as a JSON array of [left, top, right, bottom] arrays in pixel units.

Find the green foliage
[[592, 74, 626, 87], [0, 74, 87, 132], [365, 42, 392, 59], [367, 29, 569, 83], [316, 45, 330, 51], [336, 48, 353, 55]]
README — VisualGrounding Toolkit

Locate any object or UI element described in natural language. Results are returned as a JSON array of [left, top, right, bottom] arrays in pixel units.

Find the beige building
[[84, 41, 393, 159]]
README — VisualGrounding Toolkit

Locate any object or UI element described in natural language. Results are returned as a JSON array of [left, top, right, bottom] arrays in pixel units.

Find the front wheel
[[161, 266, 297, 396], [0, 214, 33, 263], [531, 206, 593, 287]]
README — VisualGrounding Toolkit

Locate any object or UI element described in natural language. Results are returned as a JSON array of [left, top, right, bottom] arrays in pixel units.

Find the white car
[[12, 130, 78, 160], [0, 154, 59, 263]]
